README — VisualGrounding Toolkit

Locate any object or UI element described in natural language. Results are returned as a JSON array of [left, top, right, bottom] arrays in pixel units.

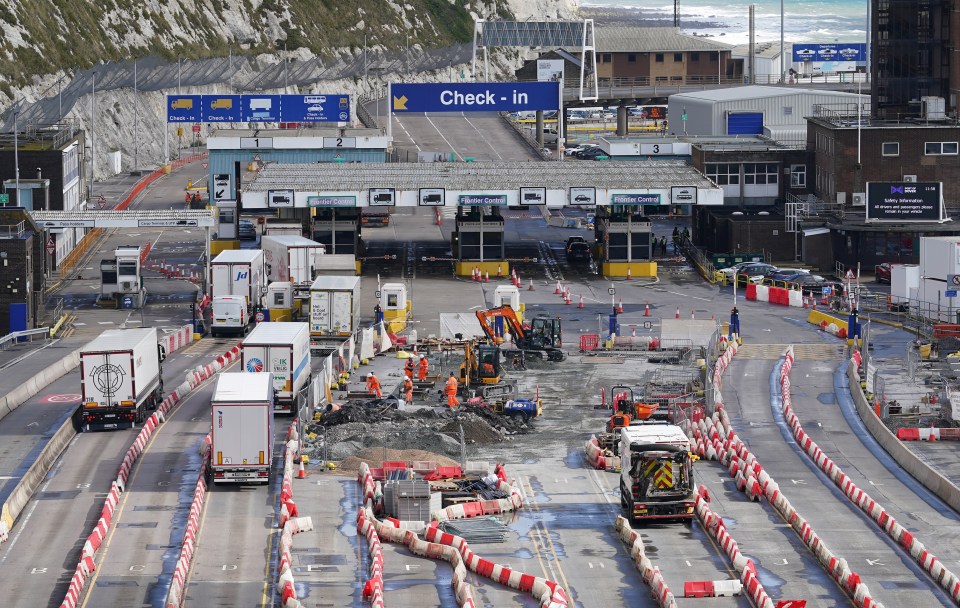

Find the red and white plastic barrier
[[431, 464, 522, 522], [165, 435, 211, 608], [159, 325, 194, 356], [687, 340, 883, 608], [61, 343, 241, 608], [745, 283, 805, 308], [275, 423, 314, 608], [584, 435, 621, 471], [897, 427, 960, 441], [615, 516, 678, 607], [780, 347, 960, 604]]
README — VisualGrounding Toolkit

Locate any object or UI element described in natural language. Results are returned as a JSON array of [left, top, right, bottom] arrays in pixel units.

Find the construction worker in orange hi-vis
[[404, 357, 415, 380], [366, 372, 382, 398], [444, 372, 460, 409], [417, 355, 429, 381], [403, 376, 414, 403]]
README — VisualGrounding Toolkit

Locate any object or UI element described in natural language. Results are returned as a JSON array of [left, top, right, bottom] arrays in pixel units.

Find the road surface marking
[[865, 558, 884, 566], [667, 291, 710, 302]]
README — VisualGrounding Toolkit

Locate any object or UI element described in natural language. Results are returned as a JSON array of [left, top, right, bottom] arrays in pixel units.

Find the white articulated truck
[[209, 372, 274, 484], [261, 235, 325, 286], [309, 275, 361, 350], [210, 249, 265, 337], [80, 328, 165, 431], [240, 322, 311, 415]]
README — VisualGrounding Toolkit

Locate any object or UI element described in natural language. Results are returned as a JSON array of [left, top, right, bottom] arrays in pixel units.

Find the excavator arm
[[475, 305, 527, 343]]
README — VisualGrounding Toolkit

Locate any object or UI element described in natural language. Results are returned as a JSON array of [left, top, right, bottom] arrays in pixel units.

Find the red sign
[[45, 236, 55, 255], [192, 124, 201, 133], [255, 311, 266, 323], [40, 393, 82, 403]]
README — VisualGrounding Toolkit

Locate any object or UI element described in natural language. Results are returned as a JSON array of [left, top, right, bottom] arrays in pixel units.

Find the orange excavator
[[607, 385, 661, 433], [475, 305, 565, 361]]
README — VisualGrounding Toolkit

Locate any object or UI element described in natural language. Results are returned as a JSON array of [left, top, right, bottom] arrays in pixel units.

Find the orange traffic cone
[[617, 299, 624, 314], [627, 266, 632, 280], [297, 458, 307, 479], [675, 307, 680, 319], [528, 279, 535, 291], [578, 294, 584, 308], [631, 326, 636, 337], [555, 280, 562, 294], [803, 297, 809, 309], [691, 310, 696, 319], [485, 271, 490, 283], [644, 303, 650, 317], [497, 264, 503, 277], [564, 291, 571, 305]]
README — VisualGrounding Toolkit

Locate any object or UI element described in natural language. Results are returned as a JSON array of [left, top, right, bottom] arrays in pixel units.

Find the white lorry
[[261, 235, 325, 286], [240, 322, 311, 415], [80, 328, 165, 431], [209, 372, 274, 484], [210, 249, 265, 337], [309, 275, 361, 349], [618, 423, 696, 522]]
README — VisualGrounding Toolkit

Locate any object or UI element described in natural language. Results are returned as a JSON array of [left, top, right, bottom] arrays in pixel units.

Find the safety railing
[[0, 327, 51, 351]]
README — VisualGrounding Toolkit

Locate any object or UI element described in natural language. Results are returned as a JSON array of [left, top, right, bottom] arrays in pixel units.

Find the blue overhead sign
[[165, 94, 351, 123], [167, 95, 202, 122], [282, 94, 351, 123], [793, 43, 866, 62], [391, 82, 560, 113], [612, 193, 662, 205]]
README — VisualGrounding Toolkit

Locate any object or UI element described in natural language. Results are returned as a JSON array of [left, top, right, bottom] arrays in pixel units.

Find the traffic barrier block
[[684, 581, 715, 597]]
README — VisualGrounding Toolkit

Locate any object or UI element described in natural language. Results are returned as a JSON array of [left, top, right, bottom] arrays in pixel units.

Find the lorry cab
[[619, 424, 696, 522], [212, 295, 250, 337]]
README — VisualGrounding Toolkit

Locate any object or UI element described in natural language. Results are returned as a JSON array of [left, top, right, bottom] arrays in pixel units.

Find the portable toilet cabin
[[265, 282, 294, 322]]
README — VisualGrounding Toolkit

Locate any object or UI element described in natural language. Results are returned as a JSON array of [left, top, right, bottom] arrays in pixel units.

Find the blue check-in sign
[[167, 95, 202, 122], [392, 82, 560, 113], [284, 95, 351, 123], [202, 95, 243, 122], [459, 194, 508, 206], [243, 95, 282, 122], [612, 193, 662, 205]]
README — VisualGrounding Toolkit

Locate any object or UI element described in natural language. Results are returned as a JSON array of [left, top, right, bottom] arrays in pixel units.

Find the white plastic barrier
[[755, 285, 769, 302], [788, 290, 803, 307], [615, 516, 678, 607], [165, 435, 211, 608]]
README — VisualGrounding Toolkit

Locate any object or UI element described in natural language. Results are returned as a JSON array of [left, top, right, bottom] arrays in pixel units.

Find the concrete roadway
[[390, 110, 541, 163], [0, 338, 230, 608], [723, 349, 955, 607]]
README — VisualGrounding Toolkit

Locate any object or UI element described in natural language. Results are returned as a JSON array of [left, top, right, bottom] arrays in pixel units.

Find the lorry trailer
[[209, 372, 274, 484], [240, 322, 311, 415]]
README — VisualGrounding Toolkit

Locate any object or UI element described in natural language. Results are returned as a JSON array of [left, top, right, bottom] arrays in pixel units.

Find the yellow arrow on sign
[[393, 95, 408, 111]]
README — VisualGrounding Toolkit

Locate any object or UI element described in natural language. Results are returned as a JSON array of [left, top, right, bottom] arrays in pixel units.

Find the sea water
[[581, 0, 869, 45]]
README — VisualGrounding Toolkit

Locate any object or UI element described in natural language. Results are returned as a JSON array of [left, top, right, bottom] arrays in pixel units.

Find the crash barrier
[[896, 427, 960, 441], [745, 283, 807, 308], [165, 435, 211, 608], [583, 435, 621, 471], [425, 523, 569, 607], [147, 259, 205, 285], [615, 516, 678, 608], [431, 463, 523, 522], [781, 348, 960, 604], [689, 340, 883, 608], [807, 310, 850, 338], [275, 422, 315, 608], [160, 325, 194, 355], [845, 361, 960, 535], [0, 348, 80, 424], [693, 487, 764, 605], [60, 343, 241, 608], [357, 505, 387, 608]]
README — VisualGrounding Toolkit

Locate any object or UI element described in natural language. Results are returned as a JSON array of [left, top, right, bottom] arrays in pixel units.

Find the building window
[[783, 106, 793, 116], [712, 52, 719, 60], [925, 142, 959, 155], [742, 163, 779, 185], [705, 163, 740, 186], [602, 53, 612, 63], [881, 142, 899, 156], [655, 76, 668, 82], [790, 164, 806, 188], [628, 53, 637, 62], [655, 53, 664, 63], [691, 53, 700, 61], [674, 53, 683, 62]]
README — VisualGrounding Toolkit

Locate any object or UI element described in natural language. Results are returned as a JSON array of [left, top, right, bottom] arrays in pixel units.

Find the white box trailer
[[917, 237, 960, 320], [241, 322, 311, 415], [309, 275, 361, 346], [262, 235, 326, 285], [80, 328, 164, 431], [210, 372, 274, 484], [890, 264, 920, 304], [211, 249, 265, 306]]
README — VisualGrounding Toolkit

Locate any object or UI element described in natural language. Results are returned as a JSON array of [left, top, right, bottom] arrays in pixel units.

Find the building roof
[[576, 26, 732, 53], [672, 85, 867, 102], [731, 42, 789, 59]]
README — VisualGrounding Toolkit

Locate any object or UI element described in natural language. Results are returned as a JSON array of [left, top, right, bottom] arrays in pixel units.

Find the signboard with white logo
[[519, 187, 546, 206], [167, 95, 203, 122], [368, 188, 396, 207], [167, 94, 351, 123], [42, 220, 95, 228], [418, 188, 445, 206], [536, 59, 565, 82], [569, 187, 596, 206], [308, 195, 356, 207], [282, 94, 351, 123], [866, 182, 943, 222], [391, 82, 560, 113], [242, 95, 282, 122], [138, 219, 199, 227], [792, 43, 866, 62], [671, 186, 697, 204], [213, 174, 232, 202], [202, 96, 243, 122], [267, 189, 295, 208], [611, 193, 662, 205], [458, 194, 508, 206]]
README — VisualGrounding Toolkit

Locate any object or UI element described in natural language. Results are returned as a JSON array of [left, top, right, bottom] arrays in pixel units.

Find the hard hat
[[420, 354, 426, 359]]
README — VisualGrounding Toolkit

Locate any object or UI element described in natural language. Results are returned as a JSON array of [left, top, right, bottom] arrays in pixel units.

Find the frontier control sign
[[612, 193, 662, 205], [866, 182, 944, 222], [391, 82, 560, 113]]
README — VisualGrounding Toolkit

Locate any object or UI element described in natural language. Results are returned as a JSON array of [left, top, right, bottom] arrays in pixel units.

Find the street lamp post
[[13, 106, 19, 206], [90, 71, 96, 201]]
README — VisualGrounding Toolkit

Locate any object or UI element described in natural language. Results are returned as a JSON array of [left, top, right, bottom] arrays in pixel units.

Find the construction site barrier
[[165, 435, 211, 608], [780, 346, 960, 605], [274, 422, 314, 608], [431, 463, 523, 522], [693, 488, 764, 605], [583, 435, 621, 471], [688, 340, 882, 608], [615, 516, 678, 607], [897, 427, 960, 441], [59, 342, 241, 608]]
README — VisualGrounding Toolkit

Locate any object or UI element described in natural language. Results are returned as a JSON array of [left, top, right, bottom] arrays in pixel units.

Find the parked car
[[770, 268, 810, 279], [566, 242, 592, 264], [725, 263, 779, 284], [875, 262, 892, 284], [565, 143, 599, 157], [719, 261, 773, 278], [239, 220, 257, 240], [565, 236, 586, 253], [575, 147, 610, 160]]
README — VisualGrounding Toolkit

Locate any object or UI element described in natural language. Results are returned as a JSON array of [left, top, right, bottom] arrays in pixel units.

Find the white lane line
[[424, 115, 462, 160], [667, 291, 711, 302], [394, 117, 421, 151], [462, 114, 504, 160]]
